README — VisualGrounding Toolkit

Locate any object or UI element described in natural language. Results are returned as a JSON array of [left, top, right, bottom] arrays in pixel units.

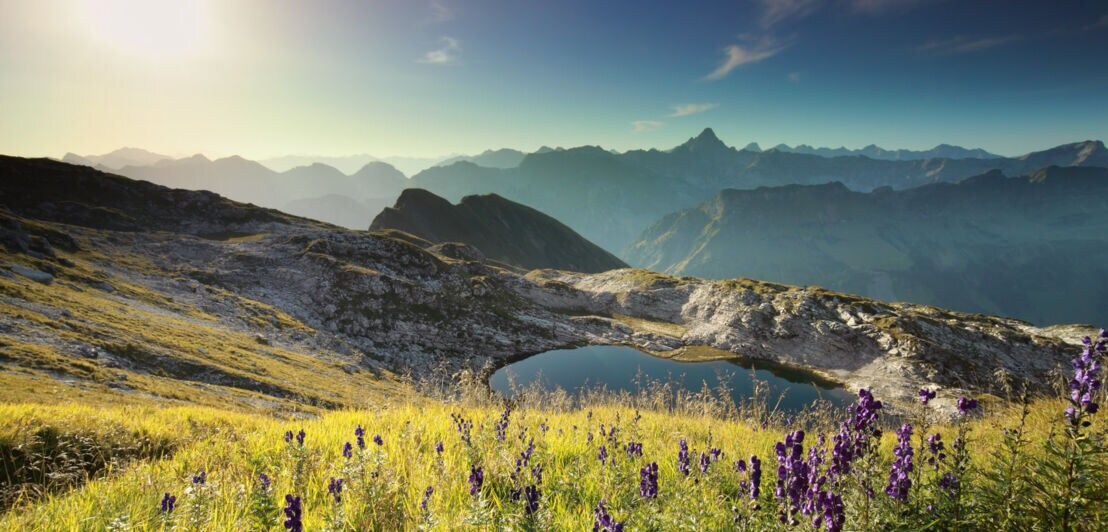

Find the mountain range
[[766, 143, 1002, 160], [409, 129, 1108, 251], [625, 166, 1108, 325], [62, 147, 172, 169], [106, 156, 410, 229]]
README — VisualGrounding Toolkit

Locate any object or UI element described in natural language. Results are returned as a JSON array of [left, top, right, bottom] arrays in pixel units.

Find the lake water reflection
[[490, 345, 853, 411]]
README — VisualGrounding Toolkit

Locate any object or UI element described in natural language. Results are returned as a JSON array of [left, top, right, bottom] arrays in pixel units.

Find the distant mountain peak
[[676, 127, 729, 153], [743, 142, 762, 152]]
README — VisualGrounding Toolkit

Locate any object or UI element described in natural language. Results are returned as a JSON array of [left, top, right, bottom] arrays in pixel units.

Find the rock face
[[0, 157, 1091, 410], [370, 188, 628, 273]]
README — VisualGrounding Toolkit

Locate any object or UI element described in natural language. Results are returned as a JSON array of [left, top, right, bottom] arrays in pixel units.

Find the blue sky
[[1, 0, 1106, 158]]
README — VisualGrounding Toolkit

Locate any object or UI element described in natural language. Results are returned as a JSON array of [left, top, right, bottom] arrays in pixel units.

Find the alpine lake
[[490, 344, 853, 411]]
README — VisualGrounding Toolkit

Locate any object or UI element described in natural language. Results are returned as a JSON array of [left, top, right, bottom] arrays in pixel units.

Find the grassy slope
[[0, 224, 402, 415], [0, 394, 1102, 530]]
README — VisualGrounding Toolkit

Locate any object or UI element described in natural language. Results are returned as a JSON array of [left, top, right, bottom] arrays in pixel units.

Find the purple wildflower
[[885, 423, 913, 502], [918, 388, 936, 406], [328, 477, 344, 503], [774, 430, 808, 524], [468, 466, 484, 495], [495, 408, 511, 441], [598, 445, 609, 465], [820, 491, 845, 532], [532, 463, 543, 484], [284, 430, 293, 443], [956, 397, 977, 416], [258, 473, 271, 490], [1065, 330, 1105, 427], [640, 462, 659, 499], [523, 485, 540, 514], [355, 425, 366, 449], [624, 441, 643, 457], [192, 471, 206, 485], [373, 434, 383, 447], [421, 486, 433, 511], [926, 433, 945, 469], [939, 472, 957, 495], [593, 499, 624, 531], [283, 494, 302, 532], [295, 429, 305, 446], [677, 440, 690, 476], [699, 451, 711, 474], [342, 441, 353, 459], [829, 388, 883, 482], [160, 492, 176, 513], [451, 413, 473, 445], [750, 454, 762, 500], [435, 441, 444, 454]]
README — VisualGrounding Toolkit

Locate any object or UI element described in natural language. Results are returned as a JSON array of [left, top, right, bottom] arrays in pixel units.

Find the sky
[[1, 0, 1107, 159]]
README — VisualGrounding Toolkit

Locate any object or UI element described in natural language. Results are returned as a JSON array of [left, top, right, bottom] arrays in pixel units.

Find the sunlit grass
[[0, 381, 1103, 530]]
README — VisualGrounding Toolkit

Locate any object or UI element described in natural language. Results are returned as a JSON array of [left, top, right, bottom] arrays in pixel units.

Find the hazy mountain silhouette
[[624, 166, 1108, 325], [62, 147, 172, 169], [370, 188, 627, 273], [436, 148, 528, 169], [770, 143, 1002, 160], [259, 153, 378, 174], [115, 156, 409, 229]]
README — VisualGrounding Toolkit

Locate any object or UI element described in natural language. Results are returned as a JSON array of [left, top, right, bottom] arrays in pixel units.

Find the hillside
[[625, 166, 1108, 325], [370, 189, 628, 273]]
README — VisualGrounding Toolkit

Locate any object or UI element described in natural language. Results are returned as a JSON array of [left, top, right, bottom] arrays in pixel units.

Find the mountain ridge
[[370, 188, 628, 273]]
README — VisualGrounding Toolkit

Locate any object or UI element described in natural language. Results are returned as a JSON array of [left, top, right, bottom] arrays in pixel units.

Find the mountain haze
[[111, 156, 410, 229]]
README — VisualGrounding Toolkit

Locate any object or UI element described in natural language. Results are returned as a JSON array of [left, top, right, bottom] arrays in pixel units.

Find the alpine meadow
[[1, 1, 1107, 531]]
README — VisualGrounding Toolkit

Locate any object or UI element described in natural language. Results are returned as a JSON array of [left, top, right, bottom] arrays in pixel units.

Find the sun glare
[[78, 0, 212, 59]]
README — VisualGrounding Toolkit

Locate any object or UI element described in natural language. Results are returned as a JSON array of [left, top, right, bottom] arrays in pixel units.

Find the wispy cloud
[[915, 34, 1022, 55], [419, 36, 460, 64], [631, 120, 663, 133], [787, 72, 802, 82], [430, 1, 454, 23], [1088, 13, 1108, 30], [669, 103, 719, 117], [758, 0, 820, 28], [704, 38, 788, 80]]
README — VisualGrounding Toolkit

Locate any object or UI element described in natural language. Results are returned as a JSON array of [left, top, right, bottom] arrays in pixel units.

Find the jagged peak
[[675, 127, 729, 153]]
